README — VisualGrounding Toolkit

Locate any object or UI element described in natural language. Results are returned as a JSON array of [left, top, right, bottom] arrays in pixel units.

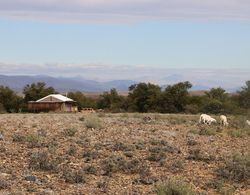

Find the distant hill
[[0, 74, 241, 93], [0, 75, 136, 92]]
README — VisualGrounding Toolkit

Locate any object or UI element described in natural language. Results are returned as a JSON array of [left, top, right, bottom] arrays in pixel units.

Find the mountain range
[[0, 74, 244, 93], [0, 75, 136, 92]]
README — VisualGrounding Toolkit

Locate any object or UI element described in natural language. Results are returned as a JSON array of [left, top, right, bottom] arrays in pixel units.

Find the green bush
[[26, 134, 41, 148], [85, 115, 103, 129], [155, 178, 196, 195]]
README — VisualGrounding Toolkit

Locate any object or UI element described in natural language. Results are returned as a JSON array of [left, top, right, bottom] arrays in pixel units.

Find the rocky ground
[[0, 113, 249, 195]]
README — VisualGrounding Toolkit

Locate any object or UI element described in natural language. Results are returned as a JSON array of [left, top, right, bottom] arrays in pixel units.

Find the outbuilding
[[27, 94, 78, 113]]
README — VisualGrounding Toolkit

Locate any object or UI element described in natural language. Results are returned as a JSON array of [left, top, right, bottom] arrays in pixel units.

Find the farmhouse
[[27, 94, 78, 113]]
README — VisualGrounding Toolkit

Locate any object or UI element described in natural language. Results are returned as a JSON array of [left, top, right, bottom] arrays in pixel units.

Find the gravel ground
[[0, 113, 249, 194]]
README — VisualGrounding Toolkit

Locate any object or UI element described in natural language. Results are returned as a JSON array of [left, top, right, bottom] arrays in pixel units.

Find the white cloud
[[0, 0, 250, 23]]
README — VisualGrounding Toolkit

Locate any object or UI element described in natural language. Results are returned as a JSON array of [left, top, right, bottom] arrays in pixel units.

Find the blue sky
[[0, 0, 250, 74], [1, 18, 250, 69]]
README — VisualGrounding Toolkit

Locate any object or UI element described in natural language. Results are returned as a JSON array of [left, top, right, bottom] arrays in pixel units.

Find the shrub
[[84, 165, 97, 175], [79, 117, 85, 121], [217, 153, 250, 182], [63, 168, 85, 184], [26, 134, 41, 148], [12, 133, 26, 143], [101, 155, 126, 176], [155, 178, 196, 195], [147, 149, 166, 162], [187, 149, 213, 162], [207, 180, 235, 195], [0, 179, 8, 189], [230, 115, 250, 129], [199, 128, 217, 136], [85, 115, 103, 129], [29, 151, 60, 172], [228, 128, 250, 138], [113, 142, 135, 152], [83, 150, 99, 162], [170, 160, 184, 173], [66, 144, 77, 156], [63, 128, 77, 137], [101, 155, 144, 176]]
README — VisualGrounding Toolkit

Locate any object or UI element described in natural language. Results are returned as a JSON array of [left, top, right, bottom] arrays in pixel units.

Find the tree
[[128, 83, 162, 112], [161, 81, 192, 113], [23, 82, 56, 102], [98, 88, 125, 112], [0, 86, 23, 113], [202, 99, 224, 114], [205, 87, 228, 102], [68, 91, 97, 110], [237, 81, 250, 109], [200, 87, 236, 114]]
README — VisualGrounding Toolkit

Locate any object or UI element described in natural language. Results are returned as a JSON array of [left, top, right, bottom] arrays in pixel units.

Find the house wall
[[27, 102, 62, 112], [27, 102, 78, 113]]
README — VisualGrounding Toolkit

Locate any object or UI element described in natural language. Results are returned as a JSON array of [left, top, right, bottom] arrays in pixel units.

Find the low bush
[[199, 128, 217, 136], [79, 117, 85, 121], [63, 128, 77, 137], [217, 153, 250, 182], [85, 115, 103, 129], [113, 142, 135, 152], [12, 133, 26, 143], [84, 165, 97, 175], [101, 155, 144, 176], [83, 150, 99, 162], [206, 180, 235, 195], [0, 179, 9, 189], [228, 128, 250, 138], [155, 178, 196, 195], [63, 168, 85, 184], [29, 151, 61, 172], [187, 149, 214, 162], [26, 134, 41, 148], [66, 144, 77, 156]]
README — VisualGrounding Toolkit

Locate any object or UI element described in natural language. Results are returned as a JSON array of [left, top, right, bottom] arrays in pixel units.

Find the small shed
[[27, 94, 78, 113]]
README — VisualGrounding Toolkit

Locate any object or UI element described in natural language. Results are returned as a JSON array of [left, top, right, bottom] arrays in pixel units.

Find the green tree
[[202, 87, 232, 114], [0, 86, 23, 113], [161, 81, 192, 113], [23, 82, 56, 102], [128, 83, 162, 112], [237, 80, 250, 109], [98, 88, 125, 112], [202, 99, 224, 114], [67, 91, 97, 110], [205, 87, 228, 102]]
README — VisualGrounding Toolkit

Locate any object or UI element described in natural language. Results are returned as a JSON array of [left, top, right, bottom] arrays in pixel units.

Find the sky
[[0, 0, 250, 76]]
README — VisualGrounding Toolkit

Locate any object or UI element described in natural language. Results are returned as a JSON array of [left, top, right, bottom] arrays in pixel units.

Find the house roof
[[36, 94, 75, 103]]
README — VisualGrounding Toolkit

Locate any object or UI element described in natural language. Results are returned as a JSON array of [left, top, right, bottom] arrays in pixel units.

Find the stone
[[24, 175, 36, 182]]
